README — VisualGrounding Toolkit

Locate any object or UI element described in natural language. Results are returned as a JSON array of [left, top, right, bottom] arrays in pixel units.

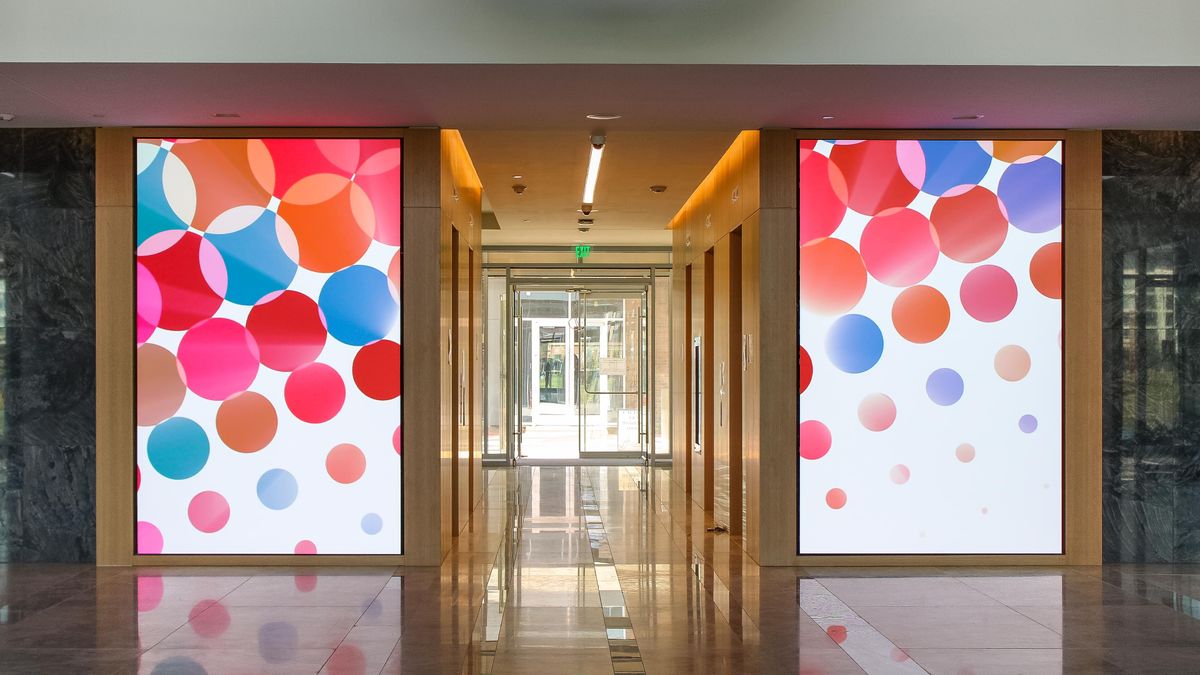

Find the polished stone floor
[[3, 466, 1200, 673]]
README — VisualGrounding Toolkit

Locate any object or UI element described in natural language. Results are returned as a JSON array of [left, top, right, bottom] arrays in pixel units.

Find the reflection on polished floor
[[4, 467, 1200, 673]]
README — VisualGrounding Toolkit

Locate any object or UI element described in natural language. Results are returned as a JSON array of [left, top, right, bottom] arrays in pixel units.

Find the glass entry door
[[512, 284, 648, 461]]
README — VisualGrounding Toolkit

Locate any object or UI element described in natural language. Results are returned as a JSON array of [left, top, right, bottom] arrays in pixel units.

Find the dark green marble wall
[[1103, 130, 1200, 563], [0, 128, 96, 562]]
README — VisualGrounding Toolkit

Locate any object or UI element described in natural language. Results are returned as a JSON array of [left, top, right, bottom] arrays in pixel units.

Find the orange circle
[[137, 344, 186, 426], [799, 238, 867, 315], [326, 443, 367, 484], [990, 140, 1058, 164], [171, 139, 273, 230], [278, 179, 374, 273], [994, 345, 1032, 382], [216, 391, 278, 453], [891, 285, 950, 344], [1029, 242, 1062, 299]]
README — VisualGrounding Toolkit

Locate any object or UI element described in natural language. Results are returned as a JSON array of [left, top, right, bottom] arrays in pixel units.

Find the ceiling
[[3, 62, 1200, 245], [463, 131, 735, 246]]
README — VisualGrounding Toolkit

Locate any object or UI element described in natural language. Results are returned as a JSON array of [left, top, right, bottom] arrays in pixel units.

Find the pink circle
[[960, 265, 1018, 322], [188, 491, 230, 533], [137, 575, 164, 612], [890, 464, 911, 484], [177, 318, 261, 401], [294, 540, 318, 555], [956, 443, 976, 463], [137, 521, 164, 554], [826, 488, 847, 509], [189, 601, 230, 638], [393, 425, 402, 455], [136, 263, 162, 345], [859, 209, 939, 287], [799, 420, 832, 460], [895, 140, 926, 188], [857, 394, 896, 432], [798, 148, 848, 245], [285, 362, 346, 423]]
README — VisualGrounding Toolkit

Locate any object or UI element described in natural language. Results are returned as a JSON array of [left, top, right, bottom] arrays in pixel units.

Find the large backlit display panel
[[798, 139, 1062, 554], [135, 138, 402, 555]]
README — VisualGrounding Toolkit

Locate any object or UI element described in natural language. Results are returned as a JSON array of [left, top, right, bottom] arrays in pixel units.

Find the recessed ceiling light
[[92, 114, 107, 119], [212, 112, 241, 118], [0, 113, 14, 122], [586, 113, 622, 121], [953, 114, 984, 120], [820, 115, 836, 120], [649, 185, 667, 193], [512, 174, 524, 180]]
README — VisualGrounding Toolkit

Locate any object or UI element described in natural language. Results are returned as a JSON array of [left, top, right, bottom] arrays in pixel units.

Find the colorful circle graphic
[[278, 178, 375, 273], [1019, 415, 1039, 433], [994, 345, 1032, 382], [825, 488, 847, 510], [997, 157, 1061, 234], [177, 318, 261, 401], [890, 464, 911, 485], [926, 368, 964, 406], [918, 140, 992, 197], [137, 344, 187, 427], [319, 265, 399, 346], [960, 265, 1018, 323], [327, 444, 367, 484], [799, 420, 832, 460], [257, 469, 299, 510], [1030, 242, 1062, 299], [353, 340, 401, 400], [956, 443, 976, 463], [205, 208, 299, 306], [284, 362, 346, 423], [294, 540, 318, 555], [859, 209, 939, 287], [929, 186, 1009, 263], [826, 314, 884, 374], [799, 238, 868, 315], [857, 394, 897, 432], [137, 262, 162, 345], [188, 491, 230, 533], [891, 285, 950, 344], [799, 148, 848, 244], [829, 140, 920, 216], [138, 231, 226, 331], [137, 521, 164, 555], [245, 290, 327, 372], [216, 391, 278, 453], [147, 417, 210, 480], [361, 513, 383, 535], [799, 346, 814, 394]]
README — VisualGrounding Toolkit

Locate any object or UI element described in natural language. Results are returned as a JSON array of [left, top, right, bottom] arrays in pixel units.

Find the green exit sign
[[575, 245, 592, 259]]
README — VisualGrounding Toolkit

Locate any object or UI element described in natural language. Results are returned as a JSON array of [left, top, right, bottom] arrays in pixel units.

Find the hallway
[[3, 466, 1200, 673]]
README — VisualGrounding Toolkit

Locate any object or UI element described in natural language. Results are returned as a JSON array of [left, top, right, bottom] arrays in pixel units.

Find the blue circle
[[919, 140, 992, 197], [256, 469, 298, 510], [258, 621, 299, 664], [997, 157, 1062, 234], [361, 513, 383, 535], [206, 210, 298, 305], [151, 657, 208, 675], [136, 147, 189, 245], [147, 417, 209, 480], [1019, 414, 1039, 433], [825, 314, 884, 374], [926, 369, 964, 406], [319, 265, 398, 346]]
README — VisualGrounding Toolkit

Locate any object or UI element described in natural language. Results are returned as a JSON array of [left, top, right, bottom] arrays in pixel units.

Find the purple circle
[[926, 368, 964, 406], [1019, 414, 1039, 433], [997, 157, 1061, 233]]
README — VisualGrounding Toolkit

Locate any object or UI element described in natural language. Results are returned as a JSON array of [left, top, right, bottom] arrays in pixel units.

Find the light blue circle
[[926, 368, 965, 406], [318, 265, 398, 346], [206, 210, 298, 305], [256, 469, 298, 510], [147, 417, 209, 480], [361, 513, 383, 535], [825, 314, 884, 374]]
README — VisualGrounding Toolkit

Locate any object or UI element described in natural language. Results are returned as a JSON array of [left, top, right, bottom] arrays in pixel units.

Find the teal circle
[[147, 417, 209, 480]]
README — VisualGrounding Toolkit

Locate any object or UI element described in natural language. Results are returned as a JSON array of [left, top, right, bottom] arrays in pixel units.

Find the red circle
[[139, 231, 225, 331], [960, 265, 1018, 322], [799, 148, 848, 245], [929, 186, 1009, 263], [285, 363, 346, 423], [246, 290, 327, 371], [829, 141, 920, 216], [352, 340, 401, 400], [859, 209, 939, 287], [799, 346, 813, 394]]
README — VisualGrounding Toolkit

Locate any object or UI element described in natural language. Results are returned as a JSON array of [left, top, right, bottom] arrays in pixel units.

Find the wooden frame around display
[[95, 127, 449, 566], [749, 129, 1101, 566]]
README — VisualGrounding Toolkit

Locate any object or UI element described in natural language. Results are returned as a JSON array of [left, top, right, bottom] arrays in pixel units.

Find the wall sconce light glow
[[581, 135, 605, 213]]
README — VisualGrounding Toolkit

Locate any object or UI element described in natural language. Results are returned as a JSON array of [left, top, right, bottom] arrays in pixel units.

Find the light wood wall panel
[[713, 237, 731, 529]]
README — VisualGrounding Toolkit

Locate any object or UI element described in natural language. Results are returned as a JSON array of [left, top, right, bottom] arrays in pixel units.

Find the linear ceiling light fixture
[[581, 134, 605, 216]]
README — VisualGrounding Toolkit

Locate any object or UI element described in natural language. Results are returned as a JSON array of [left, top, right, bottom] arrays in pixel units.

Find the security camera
[[512, 183, 527, 195]]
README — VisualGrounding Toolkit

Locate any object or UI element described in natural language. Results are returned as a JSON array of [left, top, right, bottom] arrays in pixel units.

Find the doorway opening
[[482, 260, 670, 465]]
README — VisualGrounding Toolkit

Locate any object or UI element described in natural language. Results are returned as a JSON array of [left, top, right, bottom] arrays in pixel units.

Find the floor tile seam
[[804, 578, 931, 674], [579, 468, 646, 674], [131, 575, 261, 654]]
